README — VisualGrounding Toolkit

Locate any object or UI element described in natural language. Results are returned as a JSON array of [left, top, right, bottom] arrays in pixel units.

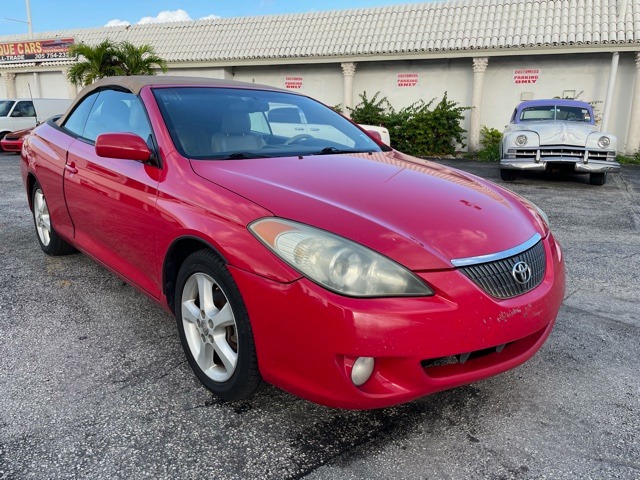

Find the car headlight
[[249, 218, 433, 297], [597, 136, 610, 149], [515, 134, 528, 147]]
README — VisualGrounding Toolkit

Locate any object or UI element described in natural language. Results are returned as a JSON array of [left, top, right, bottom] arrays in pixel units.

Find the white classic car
[[499, 99, 620, 185]]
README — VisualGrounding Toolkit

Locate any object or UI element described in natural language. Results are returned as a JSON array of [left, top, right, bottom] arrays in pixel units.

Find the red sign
[[513, 69, 540, 84], [285, 76, 303, 89], [397, 73, 419, 87], [0, 38, 75, 64]]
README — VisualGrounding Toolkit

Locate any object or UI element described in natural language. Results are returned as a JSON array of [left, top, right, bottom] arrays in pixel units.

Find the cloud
[[137, 9, 193, 25], [105, 19, 131, 27], [104, 10, 220, 28]]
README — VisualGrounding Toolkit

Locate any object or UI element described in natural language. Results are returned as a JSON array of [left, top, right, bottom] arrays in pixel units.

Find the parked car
[[21, 76, 565, 409], [359, 124, 391, 145], [0, 98, 72, 151], [500, 99, 620, 185], [266, 104, 391, 145], [0, 126, 33, 153]]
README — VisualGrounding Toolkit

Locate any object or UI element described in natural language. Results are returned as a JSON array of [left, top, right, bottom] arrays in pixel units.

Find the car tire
[[500, 169, 518, 181], [175, 249, 261, 402], [589, 172, 607, 186], [31, 182, 76, 255]]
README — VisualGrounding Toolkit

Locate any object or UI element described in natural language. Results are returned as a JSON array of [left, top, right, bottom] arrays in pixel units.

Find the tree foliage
[[348, 91, 469, 156], [115, 42, 168, 76], [67, 40, 168, 86]]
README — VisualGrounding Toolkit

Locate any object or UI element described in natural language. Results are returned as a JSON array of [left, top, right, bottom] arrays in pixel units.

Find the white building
[[2, 0, 640, 153]]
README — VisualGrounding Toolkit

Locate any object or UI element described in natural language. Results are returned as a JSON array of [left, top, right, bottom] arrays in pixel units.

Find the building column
[[469, 57, 489, 152], [31, 72, 41, 98], [341, 62, 357, 118], [601, 52, 619, 132], [2, 72, 17, 98], [625, 53, 640, 154]]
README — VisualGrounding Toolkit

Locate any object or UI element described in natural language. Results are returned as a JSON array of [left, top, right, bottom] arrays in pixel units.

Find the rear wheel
[[176, 250, 261, 401], [589, 172, 607, 186], [31, 182, 76, 255], [500, 169, 518, 181]]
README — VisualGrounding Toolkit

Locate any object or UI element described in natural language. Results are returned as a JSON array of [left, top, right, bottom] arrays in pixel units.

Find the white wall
[[354, 58, 471, 110], [232, 63, 344, 108], [39, 71, 71, 98]]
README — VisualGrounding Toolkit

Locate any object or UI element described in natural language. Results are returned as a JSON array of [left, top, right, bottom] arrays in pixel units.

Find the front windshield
[[0, 100, 15, 117], [519, 105, 591, 123], [153, 87, 385, 159]]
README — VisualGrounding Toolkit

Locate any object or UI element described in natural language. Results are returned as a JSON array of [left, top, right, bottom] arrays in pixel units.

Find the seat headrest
[[222, 111, 251, 135]]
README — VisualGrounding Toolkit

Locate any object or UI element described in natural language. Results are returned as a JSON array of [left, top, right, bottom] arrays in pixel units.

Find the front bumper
[[501, 146, 620, 173], [230, 233, 565, 409]]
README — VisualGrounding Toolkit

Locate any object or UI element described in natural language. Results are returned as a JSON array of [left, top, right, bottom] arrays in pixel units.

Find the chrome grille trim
[[455, 240, 546, 299], [451, 233, 541, 267], [507, 146, 615, 161]]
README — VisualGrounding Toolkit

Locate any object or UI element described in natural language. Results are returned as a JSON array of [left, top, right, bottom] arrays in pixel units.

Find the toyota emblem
[[511, 261, 532, 285]]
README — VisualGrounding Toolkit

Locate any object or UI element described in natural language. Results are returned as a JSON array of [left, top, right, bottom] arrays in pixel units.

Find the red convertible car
[[21, 76, 565, 409]]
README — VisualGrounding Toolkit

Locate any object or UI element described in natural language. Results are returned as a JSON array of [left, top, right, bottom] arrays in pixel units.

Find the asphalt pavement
[[1, 151, 638, 479]]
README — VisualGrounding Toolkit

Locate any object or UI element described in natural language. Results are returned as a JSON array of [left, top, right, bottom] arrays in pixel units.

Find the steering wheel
[[284, 134, 314, 145]]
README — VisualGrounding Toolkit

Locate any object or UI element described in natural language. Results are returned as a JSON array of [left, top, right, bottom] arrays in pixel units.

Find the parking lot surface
[[1, 151, 638, 479]]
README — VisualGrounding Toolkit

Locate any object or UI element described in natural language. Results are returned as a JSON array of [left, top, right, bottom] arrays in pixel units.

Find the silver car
[[499, 99, 620, 185]]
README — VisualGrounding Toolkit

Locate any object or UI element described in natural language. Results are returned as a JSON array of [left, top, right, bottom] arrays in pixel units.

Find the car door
[[62, 88, 162, 298]]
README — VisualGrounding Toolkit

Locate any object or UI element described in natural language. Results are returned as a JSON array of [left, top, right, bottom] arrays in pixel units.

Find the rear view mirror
[[95, 132, 151, 161]]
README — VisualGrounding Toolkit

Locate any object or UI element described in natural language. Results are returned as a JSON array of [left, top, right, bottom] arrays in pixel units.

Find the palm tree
[[114, 41, 168, 76], [67, 40, 168, 87], [66, 40, 120, 87]]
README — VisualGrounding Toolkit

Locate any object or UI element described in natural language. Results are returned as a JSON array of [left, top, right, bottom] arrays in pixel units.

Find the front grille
[[508, 146, 615, 162], [458, 240, 546, 299]]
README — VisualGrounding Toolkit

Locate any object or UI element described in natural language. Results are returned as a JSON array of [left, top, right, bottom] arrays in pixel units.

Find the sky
[[1, 0, 427, 36]]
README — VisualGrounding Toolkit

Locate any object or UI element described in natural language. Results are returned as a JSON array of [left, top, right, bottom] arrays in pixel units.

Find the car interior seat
[[211, 110, 265, 153]]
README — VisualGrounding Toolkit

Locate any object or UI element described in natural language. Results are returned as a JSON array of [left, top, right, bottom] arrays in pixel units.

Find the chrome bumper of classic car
[[501, 147, 620, 173]]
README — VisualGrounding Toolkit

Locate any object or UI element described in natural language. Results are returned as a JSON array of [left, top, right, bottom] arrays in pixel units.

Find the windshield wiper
[[309, 147, 373, 155], [223, 152, 272, 159]]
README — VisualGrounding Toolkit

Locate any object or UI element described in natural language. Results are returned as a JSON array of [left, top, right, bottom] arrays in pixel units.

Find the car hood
[[190, 151, 542, 270], [507, 121, 597, 146]]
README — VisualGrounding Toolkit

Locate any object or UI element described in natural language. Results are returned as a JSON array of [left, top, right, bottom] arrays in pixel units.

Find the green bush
[[349, 91, 469, 156], [476, 126, 503, 162], [616, 152, 640, 165], [348, 92, 390, 126]]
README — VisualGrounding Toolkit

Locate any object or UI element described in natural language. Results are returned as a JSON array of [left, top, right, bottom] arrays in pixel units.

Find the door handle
[[294, 127, 305, 131], [65, 164, 78, 174]]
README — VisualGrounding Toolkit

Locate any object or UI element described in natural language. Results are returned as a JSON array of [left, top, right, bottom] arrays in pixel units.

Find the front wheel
[[31, 182, 76, 255], [589, 172, 607, 186], [176, 250, 261, 401]]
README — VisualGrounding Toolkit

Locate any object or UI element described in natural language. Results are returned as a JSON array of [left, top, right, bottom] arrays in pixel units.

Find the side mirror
[[95, 132, 151, 161]]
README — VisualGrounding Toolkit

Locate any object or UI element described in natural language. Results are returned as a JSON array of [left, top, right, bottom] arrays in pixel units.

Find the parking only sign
[[397, 73, 419, 87], [513, 69, 540, 84]]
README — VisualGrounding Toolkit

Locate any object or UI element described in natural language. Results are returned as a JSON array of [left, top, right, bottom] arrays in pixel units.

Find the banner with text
[[0, 38, 75, 64]]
